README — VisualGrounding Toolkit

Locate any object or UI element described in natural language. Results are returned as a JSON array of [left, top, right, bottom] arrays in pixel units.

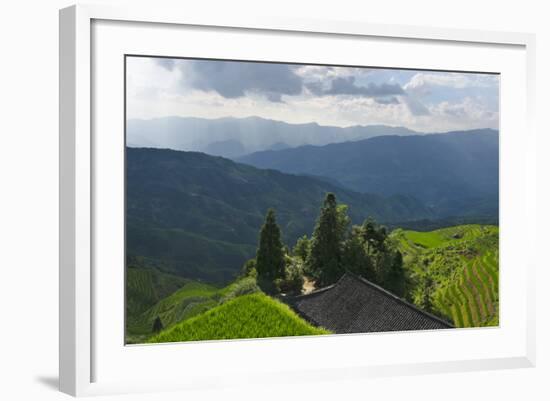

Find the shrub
[[220, 276, 260, 303], [240, 258, 257, 278], [293, 235, 311, 262], [276, 257, 304, 295]]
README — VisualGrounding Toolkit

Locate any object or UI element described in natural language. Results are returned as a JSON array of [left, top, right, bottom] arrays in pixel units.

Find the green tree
[[293, 235, 311, 262], [152, 316, 164, 333], [353, 217, 407, 294], [414, 273, 434, 312], [255, 209, 285, 293], [342, 225, 373, 280], [363, 218, 377, 255], [336, 204, 351, 239], [307, 193, 345, 287], [362, 217, 387, 255], [275, 255, 304, 295], [384, 250, 405, 297]]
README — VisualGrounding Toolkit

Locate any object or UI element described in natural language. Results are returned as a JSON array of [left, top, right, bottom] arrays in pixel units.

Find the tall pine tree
[[307, 193, 344, 287], [255, 209, 285, 293]]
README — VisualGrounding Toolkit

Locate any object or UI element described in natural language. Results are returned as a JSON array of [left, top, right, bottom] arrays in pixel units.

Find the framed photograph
[[59, 4, 536, 396]]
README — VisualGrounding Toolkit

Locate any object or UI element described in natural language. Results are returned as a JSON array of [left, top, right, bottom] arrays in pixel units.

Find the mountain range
[[238, 129, 499, 218], [126, 124, 498, 284], [126, 116, 417, 158], [126, 147, 434, 283]]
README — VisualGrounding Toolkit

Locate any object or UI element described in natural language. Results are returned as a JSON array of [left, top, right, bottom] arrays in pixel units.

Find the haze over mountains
[[126, 116, 498, 282], [127, 115, 498, 225], [238, 129, 499, 219], [127, 116, 417, 158], [126, 122, 498, 282]]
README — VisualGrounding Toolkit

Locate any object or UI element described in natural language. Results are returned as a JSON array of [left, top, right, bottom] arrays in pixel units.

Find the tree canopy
[[249, 194, 406, 297], [307, 193, 346, 287], [255, 209, 285, 292]]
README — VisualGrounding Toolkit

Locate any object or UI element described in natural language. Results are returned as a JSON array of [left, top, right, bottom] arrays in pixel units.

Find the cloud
[[374, 96, 400, 105], [430, 97, 498, 123], [295, 65, 373, 81], [329, 77, 404, 97], [404, 72, 498, 96], [157, 60, 404, 103], [157, 59, 303, 102], [308, 76, 405, 99], [401, 72, 498, 117], [402, 96, 430, 116], [155, 58, 177, 71], [127, 57, 498, 132]]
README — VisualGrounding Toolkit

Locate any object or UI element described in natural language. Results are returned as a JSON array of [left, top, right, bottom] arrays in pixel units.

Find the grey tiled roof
[[286, 272, 453, 334]]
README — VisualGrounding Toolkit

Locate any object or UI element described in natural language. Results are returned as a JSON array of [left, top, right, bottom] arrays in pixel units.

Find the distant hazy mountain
[[126, 147, 433, 283], [238, 129, 499, 219], [203, 139, 246, 159], [126, 116, 418, 158], [268, 142, 290, 151]]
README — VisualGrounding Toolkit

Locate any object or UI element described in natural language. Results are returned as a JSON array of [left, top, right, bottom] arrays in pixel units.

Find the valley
[[126, 147, 434, 284]]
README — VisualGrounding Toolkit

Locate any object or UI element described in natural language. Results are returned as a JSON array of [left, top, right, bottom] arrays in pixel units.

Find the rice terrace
[[124, 56, 499, 344], [392, 225, 499, 328]]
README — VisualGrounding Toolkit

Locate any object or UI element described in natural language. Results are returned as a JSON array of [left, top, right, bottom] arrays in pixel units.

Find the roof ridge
[[342, 271, 453, 328], [284, 272, 453, 329], [288, 282, 337, 300], [285, 272, 356, 301]]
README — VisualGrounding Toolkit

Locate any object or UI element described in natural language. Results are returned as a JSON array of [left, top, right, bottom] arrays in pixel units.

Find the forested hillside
[[126, 147, 433, 283], [238, 130, 498, 219]]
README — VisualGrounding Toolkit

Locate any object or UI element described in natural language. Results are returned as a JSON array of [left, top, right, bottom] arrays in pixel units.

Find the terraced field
[[126, 265, 189, 317], [127, 281, 220, 337], [392, 225, 499, 328], [148, 293, 330, 343], [126, 275, 261, 343]]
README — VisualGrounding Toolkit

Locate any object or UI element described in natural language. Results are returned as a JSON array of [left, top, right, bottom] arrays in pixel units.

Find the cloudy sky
[[126, 56, 499, 132]]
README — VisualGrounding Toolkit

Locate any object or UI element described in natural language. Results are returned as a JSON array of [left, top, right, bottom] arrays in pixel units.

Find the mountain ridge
[[126, 147, 435, 283], [127, 115, 420, 158], [237, 129, 499, 218]]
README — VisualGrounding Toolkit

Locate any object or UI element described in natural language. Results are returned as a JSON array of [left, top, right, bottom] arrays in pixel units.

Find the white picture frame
[[59, 4, 536, 397]]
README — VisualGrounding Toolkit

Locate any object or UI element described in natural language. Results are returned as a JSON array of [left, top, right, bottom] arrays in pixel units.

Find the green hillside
[[127, 147, 434, 284], [392, 224, 499, 328], [148, 293, 330, 343], [126, 275, 262, 343], [126, 263, 189, 317], [127, 223, 256, 284], [127, 281, 219, 337]]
